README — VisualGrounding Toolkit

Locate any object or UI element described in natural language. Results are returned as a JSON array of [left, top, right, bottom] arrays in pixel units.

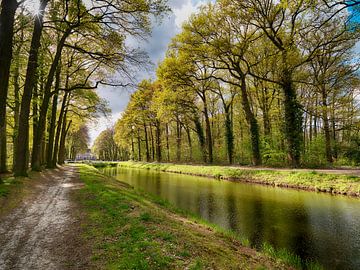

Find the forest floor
[[0, 164, 295, 270], [116, 161, 360, 197], [0, 166, 90, 270]]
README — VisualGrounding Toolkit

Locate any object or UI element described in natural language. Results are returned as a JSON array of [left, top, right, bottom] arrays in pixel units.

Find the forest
[[1, 1, 360, 269], [92, 0, 360, 168], [0, 0, 168, 177]]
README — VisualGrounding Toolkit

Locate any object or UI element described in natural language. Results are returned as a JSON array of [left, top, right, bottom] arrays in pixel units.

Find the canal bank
[[77, 164, 297, 269], [101, 164, 360, 269], [115, 161, 360, 197]]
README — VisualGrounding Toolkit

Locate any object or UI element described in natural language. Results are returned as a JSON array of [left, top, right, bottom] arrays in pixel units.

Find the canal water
[[102, 167, 360, 269]]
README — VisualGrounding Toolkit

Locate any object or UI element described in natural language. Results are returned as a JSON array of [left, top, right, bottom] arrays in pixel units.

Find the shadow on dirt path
[[0, 165, 89, 270]]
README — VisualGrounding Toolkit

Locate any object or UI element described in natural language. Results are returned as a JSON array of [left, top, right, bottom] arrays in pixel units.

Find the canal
[[103, 167, 360, 269]]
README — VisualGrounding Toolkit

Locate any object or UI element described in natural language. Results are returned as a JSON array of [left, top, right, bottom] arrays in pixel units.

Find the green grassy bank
[[117, 161, 360, 197], [76, 164, 298, 270]]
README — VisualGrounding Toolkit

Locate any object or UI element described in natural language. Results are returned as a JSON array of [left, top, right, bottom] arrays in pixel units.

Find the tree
[[13, 0, 49, 176], [0, 0, 20, 172]]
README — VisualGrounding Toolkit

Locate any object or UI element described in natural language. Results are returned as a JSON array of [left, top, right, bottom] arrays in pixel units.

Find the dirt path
[[0, 165, 89, 270]]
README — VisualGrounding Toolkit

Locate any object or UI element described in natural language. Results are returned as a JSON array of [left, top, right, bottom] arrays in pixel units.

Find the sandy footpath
[[0, 166, 89, 270]]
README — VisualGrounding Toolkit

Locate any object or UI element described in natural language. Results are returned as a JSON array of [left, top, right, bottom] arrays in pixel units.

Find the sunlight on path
[[0, 166, 83, 270]]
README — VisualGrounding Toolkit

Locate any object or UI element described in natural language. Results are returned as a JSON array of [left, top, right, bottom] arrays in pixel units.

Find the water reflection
[[103, 167, 360, 269]]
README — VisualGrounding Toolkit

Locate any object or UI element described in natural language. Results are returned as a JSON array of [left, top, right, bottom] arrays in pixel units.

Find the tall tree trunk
[[165, 123, 170, 162], [263, 108, 271, 138], [31, 30, 70, 171], [194, 116, 207, 163], [203, 100, 213, 163], [144, 123, 150, 162], [281, 66, 302, 168], [52, 92, 69, 166], [176, 119, 182, 162], [185, 126, 192, 161], [58, 116, 71, 165], [331, 97, 337, 159], [240, 77, 261, 165], [224, 105, 234, 164], [131, 132, 135, 160], [12, 35, 23, 170], [0, 0, 18, 172], [155, 120, 161, 162], [14, 0, 48, 176], [150, 125, 155, 161], [46, 66, 61, 168], [321, 88, 332, 164], [137, 129, 142, 161]]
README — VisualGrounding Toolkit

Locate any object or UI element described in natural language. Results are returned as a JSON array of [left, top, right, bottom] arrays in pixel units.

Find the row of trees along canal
[[0, 0, 168, 178], [93, 0, 360, 168]]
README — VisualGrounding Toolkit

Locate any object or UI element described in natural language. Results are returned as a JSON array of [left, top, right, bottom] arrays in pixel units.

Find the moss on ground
[[117, 161, 360, 197], [76, 164, 293, 270]]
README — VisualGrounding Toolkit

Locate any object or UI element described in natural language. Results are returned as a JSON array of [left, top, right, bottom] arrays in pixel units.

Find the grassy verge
[[76, 164, 297, 270], [117, 161, 360, 197], [0, 173, 37, 216]]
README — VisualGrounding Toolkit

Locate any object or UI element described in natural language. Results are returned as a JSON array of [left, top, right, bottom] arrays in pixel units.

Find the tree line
[[0, 0, 168, 178], [93, 0, 360, 167]]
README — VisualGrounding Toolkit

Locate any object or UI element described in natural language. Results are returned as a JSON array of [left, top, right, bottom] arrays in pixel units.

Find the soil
[[0, 165, 89, 270]]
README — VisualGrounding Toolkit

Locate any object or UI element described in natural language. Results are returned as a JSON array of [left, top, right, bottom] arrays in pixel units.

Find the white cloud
[[88, 111, 123, 147], [172, 0, 209, 28]]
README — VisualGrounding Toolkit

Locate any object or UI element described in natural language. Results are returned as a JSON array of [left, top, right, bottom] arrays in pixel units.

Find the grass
[[0, 177, 12, 197], [0, 172, 40, 216], [90, 162, 118, 168], [75, 164, 293, 270], [117, 161, 360, 197]]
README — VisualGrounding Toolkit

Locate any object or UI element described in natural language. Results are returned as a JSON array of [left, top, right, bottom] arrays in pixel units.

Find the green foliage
[[91, 162, 118, 168], [262, 242, 323, 270], [343, 136, 360, 165], [303, 137, 328, 168]]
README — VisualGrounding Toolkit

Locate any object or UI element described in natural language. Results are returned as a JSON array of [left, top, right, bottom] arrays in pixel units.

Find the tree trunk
[[240, 77, 261, 165], [12, 37, 23, 170], [131, 133, 135, 160], [137, 129, 142, 161], [176, 119, 182, 162], [282, 67, 302, 168], [185, 126, 192, 161], [150, 125, 155, 161], [194, 116, 207, 163], [46, 66, 61, 168], [0, 0, 18, 172], [31, 30, 70, 171], [52, 92, 69, 166], [203, 101, 213, 163], [14, 0, 48, 176], [58, 117, 71, 165], [321, 88, 332, 164], [155, 120, 161, 162], [144, 123, 150, 162], [165, 123, 170, 162], [224, 105, 234, 164]]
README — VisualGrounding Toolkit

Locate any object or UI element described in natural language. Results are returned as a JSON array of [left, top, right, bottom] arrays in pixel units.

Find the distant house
[[76, 149, 97, 161]]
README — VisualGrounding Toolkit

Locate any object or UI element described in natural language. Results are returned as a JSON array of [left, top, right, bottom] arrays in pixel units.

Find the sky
[[88, 0, 213, 146]]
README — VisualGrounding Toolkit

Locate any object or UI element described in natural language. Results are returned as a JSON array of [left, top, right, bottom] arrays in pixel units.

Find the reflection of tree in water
[[207, 184, 215, 221], [249, 199, 265, 248], [287, 206, 312, 267], [225, 184, 238, 231]]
